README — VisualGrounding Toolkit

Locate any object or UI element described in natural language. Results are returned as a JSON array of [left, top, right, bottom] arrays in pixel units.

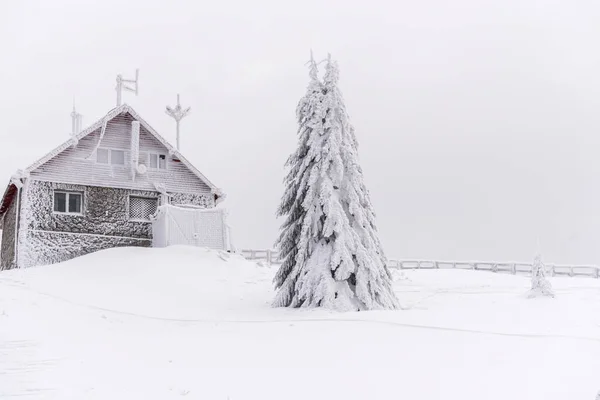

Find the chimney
[[131, 121, 140, 181]]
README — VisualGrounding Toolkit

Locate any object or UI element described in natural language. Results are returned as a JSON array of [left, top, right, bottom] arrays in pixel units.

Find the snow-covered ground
[[1, 246, 599, 399]]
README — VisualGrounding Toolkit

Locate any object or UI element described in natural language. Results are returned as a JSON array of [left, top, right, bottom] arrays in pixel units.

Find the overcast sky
[[1, 0, 600, 264]]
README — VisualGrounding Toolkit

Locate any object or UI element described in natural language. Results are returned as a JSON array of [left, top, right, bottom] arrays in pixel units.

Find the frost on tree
[[528, 251, 554, 298], [273, 54, 400, 311]]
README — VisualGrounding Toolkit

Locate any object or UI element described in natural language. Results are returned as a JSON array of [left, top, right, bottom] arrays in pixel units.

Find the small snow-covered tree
[[273, 54, 399, 311], [528, 251, 554, 298]]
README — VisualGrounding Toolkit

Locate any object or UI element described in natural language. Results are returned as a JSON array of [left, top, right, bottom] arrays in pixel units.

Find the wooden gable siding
[[29, 113, 212, 194]]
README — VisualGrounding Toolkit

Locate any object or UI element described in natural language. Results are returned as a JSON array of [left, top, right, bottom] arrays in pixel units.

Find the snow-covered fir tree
[[273, 54, 400, 311], [528, 250, 554, 298], [272, 54, 321, 301]]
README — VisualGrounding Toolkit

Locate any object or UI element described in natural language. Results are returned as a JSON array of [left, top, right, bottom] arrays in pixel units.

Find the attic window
[[111, 150, 125, 165], [97, 148, 109, 164], [149, 153, 167, 170], [97, 148, 125, 165]]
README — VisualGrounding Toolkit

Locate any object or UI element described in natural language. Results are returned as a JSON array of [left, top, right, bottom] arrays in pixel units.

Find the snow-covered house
[[0, 103, 224, 270]]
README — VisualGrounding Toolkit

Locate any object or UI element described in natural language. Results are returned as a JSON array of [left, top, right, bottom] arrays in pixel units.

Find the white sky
[[1, 0, 600, 264]]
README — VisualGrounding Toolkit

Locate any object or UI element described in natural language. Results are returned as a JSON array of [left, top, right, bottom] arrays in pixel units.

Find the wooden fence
[[240, 249, 600, 279]]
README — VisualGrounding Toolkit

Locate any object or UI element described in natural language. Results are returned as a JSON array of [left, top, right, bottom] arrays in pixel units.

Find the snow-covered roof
[[0, 103, 223, 218]]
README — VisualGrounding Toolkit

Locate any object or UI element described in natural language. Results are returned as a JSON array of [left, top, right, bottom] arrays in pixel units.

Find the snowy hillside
[[1, 246, 600, 399]]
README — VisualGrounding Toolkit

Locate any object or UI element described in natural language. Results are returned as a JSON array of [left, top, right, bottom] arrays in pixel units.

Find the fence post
[[511, 263, 516, 275], [250, 250, 255, 260], [434, 261, 439, 269], [266, 250, 272, 265]]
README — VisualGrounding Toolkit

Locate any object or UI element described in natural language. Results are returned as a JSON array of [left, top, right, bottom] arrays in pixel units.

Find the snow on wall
[[18, 180, 156, 268], [23, 230, 148, 268], [170, 192, 214, 208], [0, 193, 18, 270], [29, 113, 213, 195], [25, 180, 158, 238]]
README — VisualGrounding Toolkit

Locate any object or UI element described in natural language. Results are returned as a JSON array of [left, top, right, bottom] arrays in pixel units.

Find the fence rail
[[240, 249, 600, 279]]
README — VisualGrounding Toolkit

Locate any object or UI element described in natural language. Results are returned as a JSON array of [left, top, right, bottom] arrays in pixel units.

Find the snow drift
[[1, 246, 600, 400]]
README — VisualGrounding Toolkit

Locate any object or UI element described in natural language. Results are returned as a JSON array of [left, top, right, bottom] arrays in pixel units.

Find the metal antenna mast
[[70, 99, 82, 136], [116, 69, 139, 106], [165, 94, 191, 151]]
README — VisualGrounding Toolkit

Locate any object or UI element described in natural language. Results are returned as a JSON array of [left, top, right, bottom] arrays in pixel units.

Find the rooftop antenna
[[116, 68, 139, 106], [70, 100, 83, 136], [165, 94, 191, 151]]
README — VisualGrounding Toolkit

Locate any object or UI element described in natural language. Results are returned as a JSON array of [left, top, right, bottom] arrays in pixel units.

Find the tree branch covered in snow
[[273, 54, 399, 311]]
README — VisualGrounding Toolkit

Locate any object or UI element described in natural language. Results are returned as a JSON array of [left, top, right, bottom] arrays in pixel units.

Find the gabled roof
[[25, 103, 221, 194], [0, 104, 223, 217]]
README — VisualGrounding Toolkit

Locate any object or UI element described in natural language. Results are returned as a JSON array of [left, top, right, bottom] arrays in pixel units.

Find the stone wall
[[19, 180, 158, 267], [170, 192, 214, 208], [18, 180, 215, 268], [25, 180, 160, 238]]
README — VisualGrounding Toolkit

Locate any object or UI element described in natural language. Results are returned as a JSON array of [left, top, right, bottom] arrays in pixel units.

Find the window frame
[[53, 190, 84, 216], [127, 195, 159, 223], [96, 147, 127, 166], [147, 152, 168, 171]]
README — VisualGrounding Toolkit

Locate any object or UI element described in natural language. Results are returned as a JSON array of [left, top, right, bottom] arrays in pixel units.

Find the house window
[[111, 150, 125, 165], [97, 148, 109, 164], [129, 196, 158, 221], [149, 153, 167, 170], [54, 191, 83, 214], [97, 148, 125, 165]]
